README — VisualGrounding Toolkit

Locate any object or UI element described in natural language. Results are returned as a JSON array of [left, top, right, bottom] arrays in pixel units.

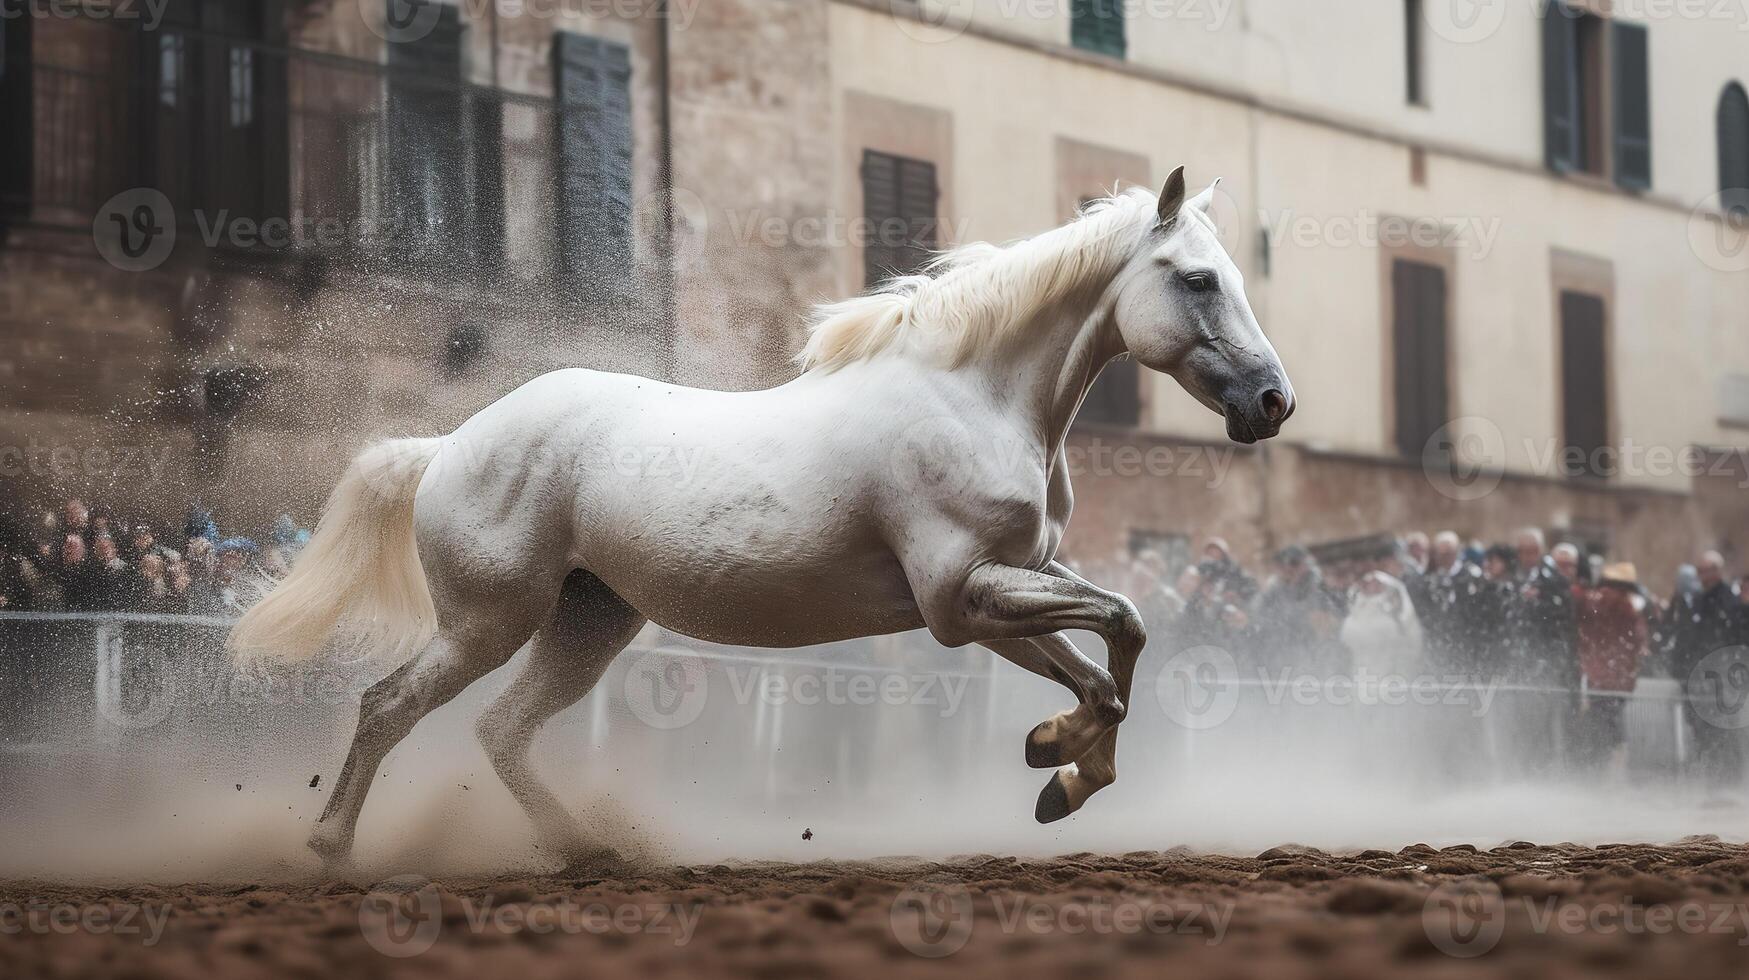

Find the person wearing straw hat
[[1572, 562, 1649, 773]]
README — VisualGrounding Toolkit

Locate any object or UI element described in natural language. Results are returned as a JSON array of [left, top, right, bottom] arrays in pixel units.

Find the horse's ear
[[1189, 177, 1223, 215], [1157, 167, 1187, 225]]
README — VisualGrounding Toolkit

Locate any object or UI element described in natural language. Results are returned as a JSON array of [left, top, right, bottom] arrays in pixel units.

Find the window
[[860, 149, 939, 287], [1405, 0, 1426, 106], [553, 32, 634, 295], [146, 0, 288, 225], [1078, 357, 1142, 428], [1719, 83, 1749, 218], [1541, 3, 1651, 189], [387, 1, 465, 260], [1129, 530, 1191, 573], [1559, 290, 1609, 479], [0, 11, 30, 226], [1390, 259, 1449, 459], [1071, 0, 1125, 59]]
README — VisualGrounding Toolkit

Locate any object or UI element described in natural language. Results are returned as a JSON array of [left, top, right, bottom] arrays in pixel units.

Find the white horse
[[231, 168, 1295, 868]]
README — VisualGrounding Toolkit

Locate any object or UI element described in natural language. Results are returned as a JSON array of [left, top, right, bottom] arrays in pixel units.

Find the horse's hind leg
[[476, 570, 645, 869], [308, 614, 535, 868]]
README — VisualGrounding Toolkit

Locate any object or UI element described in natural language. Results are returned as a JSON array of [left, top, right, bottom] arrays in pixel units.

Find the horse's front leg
[[980, 634, 1122, 769], [937, 562, 1146, 823]]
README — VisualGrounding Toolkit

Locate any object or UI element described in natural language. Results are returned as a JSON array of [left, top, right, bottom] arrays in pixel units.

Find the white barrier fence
[[1, 611, 1744, 863]]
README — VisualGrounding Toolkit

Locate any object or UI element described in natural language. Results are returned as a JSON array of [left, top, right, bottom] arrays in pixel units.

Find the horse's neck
[[980, 296, 1123, 458]]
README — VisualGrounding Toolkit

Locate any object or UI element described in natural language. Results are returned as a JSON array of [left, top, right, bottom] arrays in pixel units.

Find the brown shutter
[[1392, 259, 1449, 459], [1559, 291, 1609, 479]]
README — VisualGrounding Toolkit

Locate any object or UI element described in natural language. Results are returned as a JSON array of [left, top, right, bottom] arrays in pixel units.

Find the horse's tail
[[229, 437, 442, 663]]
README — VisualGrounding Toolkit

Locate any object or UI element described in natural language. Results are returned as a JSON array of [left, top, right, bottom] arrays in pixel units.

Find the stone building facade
[[1, 0, 1746, 590]]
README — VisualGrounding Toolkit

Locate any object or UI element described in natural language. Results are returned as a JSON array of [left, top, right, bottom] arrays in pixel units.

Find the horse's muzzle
[[1223, 387, 1294, 444]]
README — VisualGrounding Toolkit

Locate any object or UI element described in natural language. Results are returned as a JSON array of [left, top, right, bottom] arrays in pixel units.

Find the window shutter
[[1078, 357, 1141, 428], [553, 31, 634, 293], [1612, 21, 1651, 190], [1392, 259, 1448, 459], [1541, 1, 1581, 172], [1559, 291, 1609, 479], [1071, 0, 1126, 59], [386, 1, 465, 260], [1404, 0, 1425, 106], [1719, 83, 1749, 218], [0, 10, 31, 227], [860, 149, 938, 287]]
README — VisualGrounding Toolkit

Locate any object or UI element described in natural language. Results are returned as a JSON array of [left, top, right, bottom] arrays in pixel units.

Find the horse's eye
[[1182, 272, 1216, 293]]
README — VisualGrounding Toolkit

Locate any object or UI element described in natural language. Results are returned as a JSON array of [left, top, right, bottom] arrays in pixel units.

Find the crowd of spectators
[[0, 498, 309, 618], [1121, 529, 1749, 780]]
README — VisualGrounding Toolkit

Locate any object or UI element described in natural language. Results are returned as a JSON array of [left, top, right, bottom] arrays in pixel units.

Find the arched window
[[1719, 82, 1749, 218]]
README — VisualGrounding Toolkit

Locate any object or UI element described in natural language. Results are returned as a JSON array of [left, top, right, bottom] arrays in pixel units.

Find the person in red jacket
[[1572, 562, 1650, 772]]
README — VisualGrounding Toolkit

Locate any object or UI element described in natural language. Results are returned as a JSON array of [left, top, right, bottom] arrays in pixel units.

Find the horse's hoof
[[307, 825, 357, 877], [1035, 773, 1074, 824], [1025, 721, 1067, 769]]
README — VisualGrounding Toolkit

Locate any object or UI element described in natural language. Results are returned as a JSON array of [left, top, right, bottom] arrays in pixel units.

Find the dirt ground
[[6, 840, 1749, 979]]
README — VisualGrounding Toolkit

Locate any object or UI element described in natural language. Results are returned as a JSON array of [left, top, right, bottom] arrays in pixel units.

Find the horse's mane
[[796, 187, 1162, 372]]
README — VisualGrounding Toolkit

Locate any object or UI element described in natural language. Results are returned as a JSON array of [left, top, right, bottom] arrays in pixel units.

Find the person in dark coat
[[1251, 546, 1344, 673], [1513, 546, 1579, 688], [1474, 544, 1520, 679], [1669, 551, 1745, 787], [1420, 531, 1489, 674]]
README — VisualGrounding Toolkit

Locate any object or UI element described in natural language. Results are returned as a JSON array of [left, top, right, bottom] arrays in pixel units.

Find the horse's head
[[1111, 167, 1295, 445]]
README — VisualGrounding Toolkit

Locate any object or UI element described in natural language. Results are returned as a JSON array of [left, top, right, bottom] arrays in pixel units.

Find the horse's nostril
[[1259, 388, 1288, 424]]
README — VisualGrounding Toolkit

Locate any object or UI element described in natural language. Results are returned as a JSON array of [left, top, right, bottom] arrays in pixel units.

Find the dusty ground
[[6, 840, 1749, 979]]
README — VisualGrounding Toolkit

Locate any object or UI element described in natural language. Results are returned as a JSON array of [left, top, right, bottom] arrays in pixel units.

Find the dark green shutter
[[860, 150, 938, 288], [1611, 21, 1651, 190], [553, 31, 633, 293], [0, 5, 31, 227], [1071, 0, 1126, 59], [1719, 83, 1749, 218], [1392, 259, 1449, 460], [1541, 1, 1581, 172]]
